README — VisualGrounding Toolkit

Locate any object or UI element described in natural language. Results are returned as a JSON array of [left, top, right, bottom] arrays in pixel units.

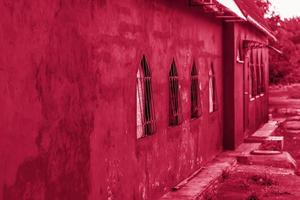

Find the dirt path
[[210, 85, 300, 200], [212, 165, 300, 200]]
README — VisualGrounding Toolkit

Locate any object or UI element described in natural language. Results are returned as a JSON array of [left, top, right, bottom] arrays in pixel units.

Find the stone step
[[251, 150, 282, 155], [159, 155, 237, 200], [244, 136, 284, 151], [285, 120, 300, 130], [260, 136, 284, 151], [237, 151, 297, 170]]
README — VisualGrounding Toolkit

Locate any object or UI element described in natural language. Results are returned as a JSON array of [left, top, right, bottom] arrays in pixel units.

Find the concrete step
[[260, 136, 284, 151], [159, 154, 237, 200], [237, 151, 297, 170], [245, 136, 284, 151], [285, 120, 300, 130]]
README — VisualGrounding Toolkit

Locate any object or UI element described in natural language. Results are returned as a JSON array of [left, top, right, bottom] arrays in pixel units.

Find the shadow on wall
[[3, 16, 98, 200]]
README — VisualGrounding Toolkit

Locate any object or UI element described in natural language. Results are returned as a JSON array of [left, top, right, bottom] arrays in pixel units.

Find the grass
[[288, 85, 300, 99], [250, 174, 277, 186], [221, 169, 230, 181], [246, 192, 260, 200]]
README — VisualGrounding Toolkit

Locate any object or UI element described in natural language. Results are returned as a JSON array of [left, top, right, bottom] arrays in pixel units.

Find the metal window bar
[[138, 55, 156, 136], [169, 59, 182, 126], [191, 61, 202, 118]]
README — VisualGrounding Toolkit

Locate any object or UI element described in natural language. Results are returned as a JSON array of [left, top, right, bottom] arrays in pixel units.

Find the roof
[[233, 0, 271, 32], [216, 0, 276, 41], [216, 0, 246, 20], [192, 0, 276, 40]]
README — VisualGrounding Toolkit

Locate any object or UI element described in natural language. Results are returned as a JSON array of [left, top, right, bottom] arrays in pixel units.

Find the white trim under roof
[[246, 15, 277, 42], [216, 0, 246, 20]]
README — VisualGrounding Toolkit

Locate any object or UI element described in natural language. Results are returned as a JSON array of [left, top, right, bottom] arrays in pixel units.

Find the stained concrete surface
[[158, 117, 300, 200], [214, 165, 300, 200]]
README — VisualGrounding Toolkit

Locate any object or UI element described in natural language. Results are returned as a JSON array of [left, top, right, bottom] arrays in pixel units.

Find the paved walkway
[[159, 119, 290, 200], [214, 165, 300, 200]]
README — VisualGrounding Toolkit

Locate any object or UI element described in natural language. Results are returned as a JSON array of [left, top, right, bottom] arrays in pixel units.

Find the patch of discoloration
[[3, 5, 97, 200]]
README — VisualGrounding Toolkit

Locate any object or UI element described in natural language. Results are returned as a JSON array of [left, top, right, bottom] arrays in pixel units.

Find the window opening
[[169, 59, 182, 126], [136, 55, 156, 138], [209, 62, 218, 113], [191, 61, 202, 118]]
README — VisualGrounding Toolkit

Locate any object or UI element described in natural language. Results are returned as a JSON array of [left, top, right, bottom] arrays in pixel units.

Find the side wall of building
[[0, 1, 99, 200], [0, 1, 224, 200], [223, 22, 269, 149], [235, 23, 269, 139], [90, 1, 224, 200]]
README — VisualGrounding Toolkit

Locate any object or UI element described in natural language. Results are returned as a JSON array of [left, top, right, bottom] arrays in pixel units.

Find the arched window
[[209, 62, 217, 113], [169, 59, 182, 126], [191, 61, 202, 118], [136, 55, 156, 139], [249, 50, 256, 98]]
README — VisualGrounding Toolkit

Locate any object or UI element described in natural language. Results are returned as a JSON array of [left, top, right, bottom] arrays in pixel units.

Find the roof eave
[[216, 0, 246, 20], [246, 15, 277, 42]]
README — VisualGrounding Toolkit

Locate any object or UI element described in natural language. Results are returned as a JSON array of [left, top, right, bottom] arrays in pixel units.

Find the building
[[0, 0, 275, 200]]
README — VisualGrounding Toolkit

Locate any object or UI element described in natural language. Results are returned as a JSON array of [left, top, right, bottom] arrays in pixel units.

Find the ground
[[210, 84, 300, 200], [213, 165, 300, 200]]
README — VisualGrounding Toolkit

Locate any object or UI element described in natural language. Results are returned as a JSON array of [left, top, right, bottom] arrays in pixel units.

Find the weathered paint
[[0, 0, 270, 200], [0, 1, 98, 199], [0, 1, 224, 199], [90, 1, 224, 199]]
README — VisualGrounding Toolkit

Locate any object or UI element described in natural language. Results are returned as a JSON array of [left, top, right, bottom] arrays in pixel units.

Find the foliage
[[254, 0, 271, 16], [255, 0, 300, 84]]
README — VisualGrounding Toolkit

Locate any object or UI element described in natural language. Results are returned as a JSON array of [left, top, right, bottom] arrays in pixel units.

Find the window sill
[[190, 116, 201, 122], [236, 59, 244, 64], [208, 110, 218, 122], [137, 132, 155, 140], [168, 123, 182, 129], [250, 93, 265, 101], [209, 109, 218, 114], [136, 134, 156, 153]]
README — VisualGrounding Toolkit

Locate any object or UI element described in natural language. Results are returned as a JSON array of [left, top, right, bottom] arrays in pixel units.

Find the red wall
[[90, 1, 224, 200], [0, 1, 98, 199], [0, 1, 224, 200], [223, 22, 269, 150], [234, 24, 269, 137]]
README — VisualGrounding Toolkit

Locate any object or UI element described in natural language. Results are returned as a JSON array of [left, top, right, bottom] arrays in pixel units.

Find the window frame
[[136, 55, 156, 139], [249, 50, 257, 98], [169, 58, 183, 126], [236, 36, 245, 64], [260, 51, 266, 94], [256, 50, 262, 95], [191, 61, 202, 119], [209, 62, 218, 113]]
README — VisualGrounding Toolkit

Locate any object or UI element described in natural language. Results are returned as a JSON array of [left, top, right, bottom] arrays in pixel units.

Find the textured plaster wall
[[233, 23, 269, 144], [223, 23, 269, 150], [0, 0, 223, 200], [0, 1, 99, 199], [91, 1, 223, 199]]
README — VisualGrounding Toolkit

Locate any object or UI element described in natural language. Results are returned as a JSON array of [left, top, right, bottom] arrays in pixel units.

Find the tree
[[255, 0, 300, 84], [254, 0, 271, 16]]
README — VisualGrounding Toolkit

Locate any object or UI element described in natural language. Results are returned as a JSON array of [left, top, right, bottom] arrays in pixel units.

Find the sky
[[269, 0, 300, 19]]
